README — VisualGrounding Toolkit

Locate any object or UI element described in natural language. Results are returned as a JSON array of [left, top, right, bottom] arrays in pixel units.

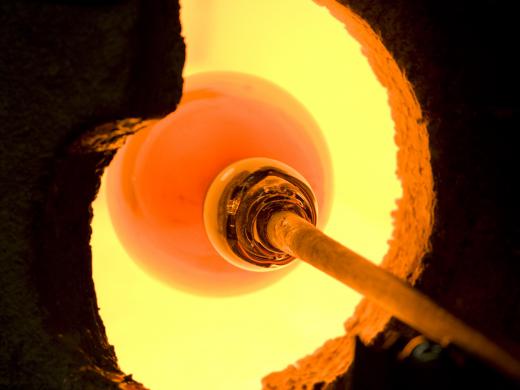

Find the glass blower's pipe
[[204, 158, 520, 381]]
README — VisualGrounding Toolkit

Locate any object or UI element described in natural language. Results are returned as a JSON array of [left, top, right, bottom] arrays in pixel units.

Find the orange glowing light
[[92, 1, 403, 389], [107, 72, 331, 295], [105, 72, 331, 295]]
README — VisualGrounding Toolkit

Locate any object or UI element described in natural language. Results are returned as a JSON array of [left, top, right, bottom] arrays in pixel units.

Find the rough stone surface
[[342, 0, 519, 352], [0, 1, 184, 388]]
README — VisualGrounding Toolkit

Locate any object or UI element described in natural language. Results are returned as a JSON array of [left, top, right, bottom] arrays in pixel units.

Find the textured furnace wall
[[0, 1, 184, 388]]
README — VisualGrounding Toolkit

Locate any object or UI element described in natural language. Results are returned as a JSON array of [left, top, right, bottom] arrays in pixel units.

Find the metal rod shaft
[[267, 211, 520, 381]]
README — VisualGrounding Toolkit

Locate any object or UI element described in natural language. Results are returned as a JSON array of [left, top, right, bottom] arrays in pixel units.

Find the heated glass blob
[[105, 71, 332, 295]]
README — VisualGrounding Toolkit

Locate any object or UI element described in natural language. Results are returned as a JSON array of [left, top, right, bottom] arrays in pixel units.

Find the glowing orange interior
[[89, 0, 428, 389]]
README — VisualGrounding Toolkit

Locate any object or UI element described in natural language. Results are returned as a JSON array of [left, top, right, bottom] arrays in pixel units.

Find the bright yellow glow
[[92, 1, 401, 389]]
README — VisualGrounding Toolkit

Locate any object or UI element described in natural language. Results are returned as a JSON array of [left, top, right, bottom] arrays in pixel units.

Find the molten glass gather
[[105, 71, 331, 295]]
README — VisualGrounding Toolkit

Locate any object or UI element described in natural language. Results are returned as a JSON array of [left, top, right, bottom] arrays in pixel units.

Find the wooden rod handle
[[267, 211, 520, 381]]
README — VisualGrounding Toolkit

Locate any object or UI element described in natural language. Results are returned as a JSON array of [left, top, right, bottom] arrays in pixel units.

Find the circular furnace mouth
[[90, 0, 433, 389]]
